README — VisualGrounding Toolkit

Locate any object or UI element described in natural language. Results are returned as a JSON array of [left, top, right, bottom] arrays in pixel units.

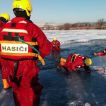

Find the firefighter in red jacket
[[0, 0, 51, 106], [0, 13, 10, 89], [0, 13, 10, 31], [59, 53, 92, 72], [94, 49, 106, 56], [51, 37, 60, 58]]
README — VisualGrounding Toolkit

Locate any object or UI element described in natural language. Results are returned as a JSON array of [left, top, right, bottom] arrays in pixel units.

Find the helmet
[[12, 0, 32, 17], [0, 13, 10, 21], [53, 37, 56, 41], [84, 58, 92, 66]]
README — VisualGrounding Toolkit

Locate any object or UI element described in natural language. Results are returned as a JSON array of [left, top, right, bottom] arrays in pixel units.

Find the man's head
[[12, 0, 32, 19], [53, 37, 57, 41], [84, 58, 92, 66], [0, 13, 10, 23]]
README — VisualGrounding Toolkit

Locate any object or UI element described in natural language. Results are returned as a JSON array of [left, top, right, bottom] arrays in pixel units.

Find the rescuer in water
[[58, 53, 92, 73], [51, 37, 61, 58], [94, 49, 106, 56]]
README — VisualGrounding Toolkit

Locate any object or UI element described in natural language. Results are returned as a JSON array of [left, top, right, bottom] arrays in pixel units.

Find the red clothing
[[65, 54, 85, 71], [51, 40, 60, 58], [51, 40, 60, 53], [0, 17, 52, 106], [94, 49, 106, 56], [0, 20, 5, 31], [0, 20, 6, 75]]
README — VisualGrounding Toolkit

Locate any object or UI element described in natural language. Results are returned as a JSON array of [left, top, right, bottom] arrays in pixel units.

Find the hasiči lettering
[[1, 43, 28, 53]]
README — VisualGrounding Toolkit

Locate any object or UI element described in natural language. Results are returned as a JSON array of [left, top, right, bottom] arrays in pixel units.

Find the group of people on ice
[[51, 37, 106, 73], [0, 0, 105, 106]]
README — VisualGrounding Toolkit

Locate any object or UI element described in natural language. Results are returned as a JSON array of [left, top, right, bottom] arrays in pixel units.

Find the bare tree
[[63, 23, 71, 30], [96, 19, 105, 29]]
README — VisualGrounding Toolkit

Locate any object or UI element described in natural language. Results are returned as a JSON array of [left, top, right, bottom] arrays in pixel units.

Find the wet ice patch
[[69, 100, 83, 106], [85, 102, 91, 106], [0, 89, 15, 106], [0, 89, 7, 99], [92, 66, 105, 74], [69, 101, 92, 106]]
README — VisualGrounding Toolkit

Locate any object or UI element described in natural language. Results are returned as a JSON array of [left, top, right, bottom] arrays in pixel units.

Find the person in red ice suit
[[0, 0, 52, 106]]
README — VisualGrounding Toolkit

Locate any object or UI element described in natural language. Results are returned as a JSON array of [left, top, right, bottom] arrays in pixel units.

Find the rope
[[17, 36, 45, 65], [18, 37, 39, 54]]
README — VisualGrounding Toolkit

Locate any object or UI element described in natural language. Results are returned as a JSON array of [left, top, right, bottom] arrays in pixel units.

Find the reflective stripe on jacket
[[0, 19, 39, 60]]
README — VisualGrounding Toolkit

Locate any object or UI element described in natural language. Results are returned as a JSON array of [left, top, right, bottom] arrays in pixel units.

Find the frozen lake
[[0, 30, 106, 106]]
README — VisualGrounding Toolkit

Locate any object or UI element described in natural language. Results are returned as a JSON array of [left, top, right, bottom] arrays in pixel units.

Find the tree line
[[41, 19, 106, 30]]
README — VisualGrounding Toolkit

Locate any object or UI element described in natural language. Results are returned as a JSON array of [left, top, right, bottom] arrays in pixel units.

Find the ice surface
[[0, 30, 106, 106], [44, 30, 106, 45]]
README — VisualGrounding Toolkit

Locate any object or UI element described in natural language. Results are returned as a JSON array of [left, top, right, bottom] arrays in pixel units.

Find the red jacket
[[0, 17, 52, 78], [0, 20, 6, 69], [65, 53, 85, 71], [51, 40, 60, 52], [0, 17, 52, 60], [94, 49, 106, 56], [0, 20, 5, 31], [0, 17, 52, 106]]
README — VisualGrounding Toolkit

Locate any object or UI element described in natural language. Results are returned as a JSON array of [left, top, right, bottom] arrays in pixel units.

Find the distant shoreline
[[39, 19, 106, 30]]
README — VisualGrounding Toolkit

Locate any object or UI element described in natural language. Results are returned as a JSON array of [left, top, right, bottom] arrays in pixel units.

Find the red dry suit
[[0, 20, 5, 31], [0, 17, 52, 106], [94, 49, 106, 56], [65, 53, 86, 71], [51, 40, 60, 57], [0, 20, 6, 81]]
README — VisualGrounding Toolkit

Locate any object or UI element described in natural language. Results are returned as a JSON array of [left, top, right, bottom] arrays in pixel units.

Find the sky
[[0, 0, 106, 24]]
